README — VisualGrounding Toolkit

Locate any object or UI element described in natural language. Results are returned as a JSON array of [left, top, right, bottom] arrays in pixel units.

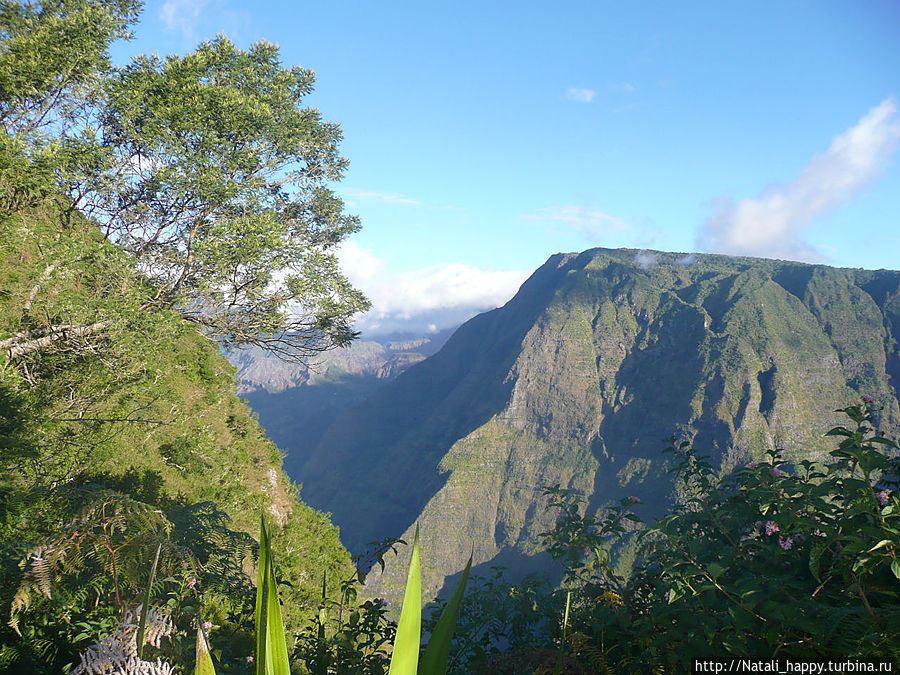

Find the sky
[[112, 1, 900, 336]]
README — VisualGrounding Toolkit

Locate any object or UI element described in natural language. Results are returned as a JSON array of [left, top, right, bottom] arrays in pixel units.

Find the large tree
[[1, 0, 368, 363]]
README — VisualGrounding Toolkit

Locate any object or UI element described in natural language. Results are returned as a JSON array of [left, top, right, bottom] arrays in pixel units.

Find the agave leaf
[[552, 590, 571, 675], [388, 525, 421, 675], [194, 625, 217, 675], [418, 552, 472, 675], [255, 515, 291, 675], [137, 542, 162, 659]]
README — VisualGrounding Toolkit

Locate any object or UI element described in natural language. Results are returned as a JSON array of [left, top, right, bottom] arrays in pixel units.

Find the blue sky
[[113, 1, 900, 335]]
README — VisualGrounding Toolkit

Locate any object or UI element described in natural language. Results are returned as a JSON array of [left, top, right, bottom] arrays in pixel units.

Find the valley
[[240, 247, 900, 607]]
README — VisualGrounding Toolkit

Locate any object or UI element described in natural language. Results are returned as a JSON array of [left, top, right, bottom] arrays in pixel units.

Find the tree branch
[[22, 261, 59, 317], [5, 321, 113, 359]]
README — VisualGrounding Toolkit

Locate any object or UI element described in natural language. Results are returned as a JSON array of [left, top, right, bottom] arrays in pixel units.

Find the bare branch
[[22, 261, 59, 317], [6, 321, 113, 359]]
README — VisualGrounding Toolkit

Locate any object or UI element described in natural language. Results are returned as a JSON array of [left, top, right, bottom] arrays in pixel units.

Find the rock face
[[228, 329, 454, 478], [295, 248, 900, 606]]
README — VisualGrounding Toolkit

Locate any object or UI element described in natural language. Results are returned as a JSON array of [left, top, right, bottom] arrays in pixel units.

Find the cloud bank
[[337, 242, 530, 336], [698, 98, 900, 261]]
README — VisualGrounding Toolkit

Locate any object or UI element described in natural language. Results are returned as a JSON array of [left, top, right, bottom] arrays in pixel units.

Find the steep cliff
[[295, 248, 900, 605]]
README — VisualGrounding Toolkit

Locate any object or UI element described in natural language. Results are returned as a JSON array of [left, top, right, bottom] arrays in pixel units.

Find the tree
[[90, 36, 369, 361], [0, 0, 140, 211], [1, 2, 368, 363]]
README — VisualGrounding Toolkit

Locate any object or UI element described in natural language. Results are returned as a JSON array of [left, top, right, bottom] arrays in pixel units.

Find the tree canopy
[[1, 0, 368, 363]]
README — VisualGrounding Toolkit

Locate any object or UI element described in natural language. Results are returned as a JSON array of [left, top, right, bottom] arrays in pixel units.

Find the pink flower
[[202, 621, 212, 630], [583, 546, 592, 557], [747, 461, 759, 469], [770, 467, 784, 477], [246, 656, 254, 664], [628, 496, 642, 504], [793, 533, 804, 543], [764, 521, 779, 536], [188, 578, 198, 588], [877, 490, 891, 506], [778, 536, 793, 550], [861, 395, 875, 404]]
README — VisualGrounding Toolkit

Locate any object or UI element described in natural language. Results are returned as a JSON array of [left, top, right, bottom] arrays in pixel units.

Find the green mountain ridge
[[294, 247, 900, 606]]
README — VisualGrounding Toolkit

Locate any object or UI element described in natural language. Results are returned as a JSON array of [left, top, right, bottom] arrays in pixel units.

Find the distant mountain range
[[225, 328, 455, 477], [278, 248, 900, 606]]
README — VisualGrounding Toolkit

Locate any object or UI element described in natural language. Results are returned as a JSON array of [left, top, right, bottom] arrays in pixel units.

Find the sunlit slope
[[297, 248, 900, 603]]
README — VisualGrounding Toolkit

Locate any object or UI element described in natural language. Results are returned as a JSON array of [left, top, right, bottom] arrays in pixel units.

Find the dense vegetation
[[1, 1, 899, 673], [413, 402, 900, 672], [0, 0, 362, 671]]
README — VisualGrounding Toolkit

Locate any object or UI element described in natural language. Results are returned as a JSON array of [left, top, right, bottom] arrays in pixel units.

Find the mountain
[[227, 329, 454, 476], [293, 248, 900, 605]]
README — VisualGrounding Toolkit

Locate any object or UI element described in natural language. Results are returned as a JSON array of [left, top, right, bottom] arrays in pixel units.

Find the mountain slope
[[295, 248, 900, 604], [0, 207, 353, 635]]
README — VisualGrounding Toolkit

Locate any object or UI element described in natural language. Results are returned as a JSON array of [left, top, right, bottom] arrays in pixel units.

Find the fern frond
[[69, 605, 175, 675]]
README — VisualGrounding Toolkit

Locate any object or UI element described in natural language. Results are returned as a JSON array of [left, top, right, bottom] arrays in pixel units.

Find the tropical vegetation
[[1, 1, 898, 673]]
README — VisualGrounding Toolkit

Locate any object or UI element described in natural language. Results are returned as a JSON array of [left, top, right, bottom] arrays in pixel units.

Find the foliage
[[3, 489, 259, 673], [420, 568, 554, 674], [293, 537, 403, 675], [89, 36, 369, 361], [2, 0, 367, 364], [254, 516, 289, 675], [402, 402, 899, 673], [0, 0, 141, 213], [508, 402, 900, 671], [632, 403, 900, 664]]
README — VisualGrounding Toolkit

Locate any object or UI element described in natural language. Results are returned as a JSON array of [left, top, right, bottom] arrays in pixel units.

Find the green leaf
[[389, 525, 421, 675], [866, 539, 893, 553], [137, 542, 162, 659], [194, 625, 217, 675], [707, 562, 725, 580], [553, 590, 571, 675], [255, 515, 290, 675], [418, 552, 472, 675], [892, 559, 900, 581]]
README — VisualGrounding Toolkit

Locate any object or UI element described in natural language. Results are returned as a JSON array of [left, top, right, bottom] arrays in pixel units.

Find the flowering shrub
[[535, 401, 900, 671]]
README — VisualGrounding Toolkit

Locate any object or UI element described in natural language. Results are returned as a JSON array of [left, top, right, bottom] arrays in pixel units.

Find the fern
[[69, 605, 175, 675]]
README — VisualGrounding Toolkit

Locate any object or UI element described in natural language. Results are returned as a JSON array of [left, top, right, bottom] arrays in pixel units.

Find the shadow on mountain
[[298, 254, 579, 553], [430, 547, 560, 606], [589, 294, 709, 517], [245, 377, 384, 475]]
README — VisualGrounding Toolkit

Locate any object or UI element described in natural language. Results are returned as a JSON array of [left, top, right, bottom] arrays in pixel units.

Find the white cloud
[[698, 98, 900, 261], [634, 251, 659, 270], [675, 253, 698, 267], [523, 205, 630, 237], [159, 0, 211, 37], [337, 242, 530, 336], [338, 188, 421, 205], [609, 82, 636, 93], [566, 88, 596, 103]]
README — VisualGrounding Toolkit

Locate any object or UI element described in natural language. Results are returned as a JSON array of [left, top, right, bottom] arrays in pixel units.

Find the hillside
[[0, 207, 354, 669], [294, 248, 900, 605]]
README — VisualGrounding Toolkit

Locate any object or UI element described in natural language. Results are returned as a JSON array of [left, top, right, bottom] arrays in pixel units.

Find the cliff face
[[294, 248, 900, 605], [228, 329, 455, 476]]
